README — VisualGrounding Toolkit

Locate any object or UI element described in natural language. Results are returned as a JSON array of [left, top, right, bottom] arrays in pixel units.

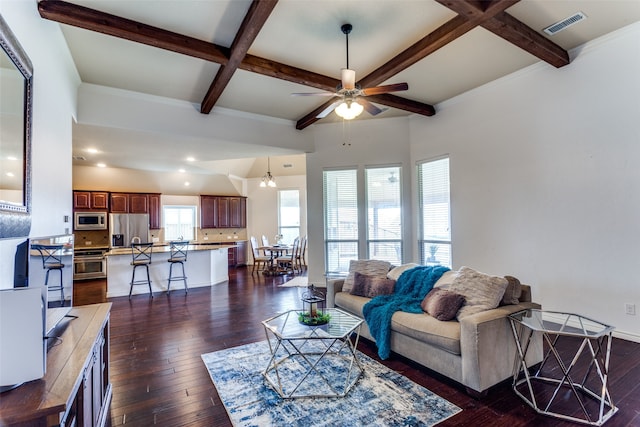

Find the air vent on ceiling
[[72, 155, 86, 161], [283, 163, 293, 168], [543, 12, 587, 36]]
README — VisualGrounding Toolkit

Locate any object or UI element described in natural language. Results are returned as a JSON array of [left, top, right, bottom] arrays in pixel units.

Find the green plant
[[298, 311, 331, 325]]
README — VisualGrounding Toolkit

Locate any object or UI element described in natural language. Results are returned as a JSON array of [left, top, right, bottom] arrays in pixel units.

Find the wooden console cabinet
[[0, 303, 112, 427]]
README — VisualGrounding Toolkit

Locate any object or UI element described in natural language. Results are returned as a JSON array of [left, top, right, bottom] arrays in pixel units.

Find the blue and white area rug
[[201, 340, 461, 426]]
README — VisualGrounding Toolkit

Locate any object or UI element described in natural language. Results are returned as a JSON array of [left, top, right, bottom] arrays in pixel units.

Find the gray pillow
[[501, 275, 522, 305], [440, 266, 508, 320], [351, 272, 396, 298], [343, 259, 392, 293], [421, 288, 465, 321]]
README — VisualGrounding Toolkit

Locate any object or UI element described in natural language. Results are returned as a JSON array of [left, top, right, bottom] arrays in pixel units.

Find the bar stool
[[130, 242, 154, 299], [33, 244, 65, 305], [167, 240, 189, 294]]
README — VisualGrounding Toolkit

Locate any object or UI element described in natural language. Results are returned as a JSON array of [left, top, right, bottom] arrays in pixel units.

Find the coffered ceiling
[[36, 0, 640, 176]]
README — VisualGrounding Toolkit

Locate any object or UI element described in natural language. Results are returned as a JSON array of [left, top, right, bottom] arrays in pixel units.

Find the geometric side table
[[508, 309, 617, 426]]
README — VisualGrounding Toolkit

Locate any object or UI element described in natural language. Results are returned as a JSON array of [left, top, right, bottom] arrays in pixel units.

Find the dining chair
[[261, 235, 272, 257], [276, 237, 299, 274], [296, 236, 307, 272], [250, 236, 270, 274]]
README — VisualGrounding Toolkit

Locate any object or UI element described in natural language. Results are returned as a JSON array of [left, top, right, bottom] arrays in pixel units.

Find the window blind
[[418, 157, 451, 267]]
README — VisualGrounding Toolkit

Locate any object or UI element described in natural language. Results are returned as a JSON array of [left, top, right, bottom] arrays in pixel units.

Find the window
[[278, 189, 300, 245], [418, 157, 451, 267], [366, 166, 402, 265], [324, 169, 358, 274], [163, 206, 196, 241]]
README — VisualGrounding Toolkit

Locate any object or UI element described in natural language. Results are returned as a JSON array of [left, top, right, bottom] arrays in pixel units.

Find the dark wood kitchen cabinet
[[110, 193, 150, 214], [200, 195, 217, 229], [229, 197, 247, 228], [148, 193, 161, 229], [74, 191, 109, 211], [200, 195, 246, 229]]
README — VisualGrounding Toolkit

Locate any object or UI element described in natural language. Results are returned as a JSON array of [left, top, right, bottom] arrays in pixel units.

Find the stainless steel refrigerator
[[109, 214, 150, 247]]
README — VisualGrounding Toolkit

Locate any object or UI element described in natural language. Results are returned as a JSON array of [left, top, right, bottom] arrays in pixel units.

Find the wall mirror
[[0, 14, 32, 238]]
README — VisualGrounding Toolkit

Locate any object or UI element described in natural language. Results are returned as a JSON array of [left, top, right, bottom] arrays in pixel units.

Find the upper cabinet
[[200, 195, 246, 228], [110, 193, 152, 214], [148, 194, 161, 230], [73, 191, 109, 211]]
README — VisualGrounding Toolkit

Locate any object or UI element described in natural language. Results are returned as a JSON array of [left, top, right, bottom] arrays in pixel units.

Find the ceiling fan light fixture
[[341, 68, 356, 90], [335, 100, 363, 120]]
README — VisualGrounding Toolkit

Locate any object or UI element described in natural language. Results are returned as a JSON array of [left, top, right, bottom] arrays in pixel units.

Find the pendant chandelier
[[260, 157, 276, 188]]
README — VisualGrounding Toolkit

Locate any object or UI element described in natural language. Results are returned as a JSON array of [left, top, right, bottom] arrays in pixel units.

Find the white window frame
[[277, 189, 300, 245], [163, 205, 196, 241]]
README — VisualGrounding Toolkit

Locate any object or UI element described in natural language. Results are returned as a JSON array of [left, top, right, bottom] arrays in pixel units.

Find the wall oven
[[74, 212, 107, 230], [73, 248, 107, 280]]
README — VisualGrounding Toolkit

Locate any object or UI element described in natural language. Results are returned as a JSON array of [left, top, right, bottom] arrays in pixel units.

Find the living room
[[1, 1, 639, 425]]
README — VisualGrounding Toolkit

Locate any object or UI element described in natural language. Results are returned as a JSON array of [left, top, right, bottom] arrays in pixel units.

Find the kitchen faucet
[[131, 236, 141, 245]]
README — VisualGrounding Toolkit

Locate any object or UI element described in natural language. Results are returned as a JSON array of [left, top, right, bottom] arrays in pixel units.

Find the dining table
[[259, 244, 290, 275]]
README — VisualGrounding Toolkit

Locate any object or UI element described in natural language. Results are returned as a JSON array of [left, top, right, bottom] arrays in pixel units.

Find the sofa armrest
[[459, 301, 542, 393], [326, 279, 345, 308]]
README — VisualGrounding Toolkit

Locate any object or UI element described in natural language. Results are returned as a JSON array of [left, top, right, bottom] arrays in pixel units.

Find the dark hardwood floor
[[73, 269, 640, 427]]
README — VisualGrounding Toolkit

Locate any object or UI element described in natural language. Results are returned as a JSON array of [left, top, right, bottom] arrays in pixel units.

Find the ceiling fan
[[292, 23, 409, 120]]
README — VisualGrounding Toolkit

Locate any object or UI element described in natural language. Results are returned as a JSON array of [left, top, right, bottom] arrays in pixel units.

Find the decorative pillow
[[342, 260, 392, 293], [421, 288, 465, 321], [434, 270, 457, 288], [350, 272, 396, 298], [387, 263, 420, 281], [501, 275, 522, 305], [440, 266, 508, 320]]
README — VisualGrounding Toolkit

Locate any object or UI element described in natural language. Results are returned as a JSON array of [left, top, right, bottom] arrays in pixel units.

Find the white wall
[[1, 1, 79, 288], [409, 23, 640, 341], [306, 117, 412, 285], [246, 174, 307, 260]]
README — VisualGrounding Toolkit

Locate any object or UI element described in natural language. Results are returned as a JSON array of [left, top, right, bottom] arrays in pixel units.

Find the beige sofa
[[327, 275, 543, 396]]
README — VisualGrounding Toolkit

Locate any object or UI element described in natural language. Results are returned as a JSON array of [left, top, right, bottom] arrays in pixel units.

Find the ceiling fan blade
[[291, 91, 336, 96], [341, 68, 356, 90], [316, 100, 341, 118], [359, 98, 385, 116], [361, 82, 409, 96]]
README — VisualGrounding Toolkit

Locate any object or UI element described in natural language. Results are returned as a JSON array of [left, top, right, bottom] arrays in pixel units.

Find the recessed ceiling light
[[186, 157, 195, 162], [7, 156, 17, 161], [184, 181, 190, 186], [6, 172, 14, 177], [87, 148, 99, 154], [179, 168, 186, 173], [96, 163, 106, 168]]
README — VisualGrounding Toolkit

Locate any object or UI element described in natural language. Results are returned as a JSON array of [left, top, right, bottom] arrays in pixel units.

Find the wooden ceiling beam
[[200, 0, 278, 114], [436, 0, 569, 68], [37, 0, 230, 63]]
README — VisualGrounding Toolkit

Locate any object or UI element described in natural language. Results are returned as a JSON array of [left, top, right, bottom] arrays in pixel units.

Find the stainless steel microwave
[[74, 212, 107, 230]]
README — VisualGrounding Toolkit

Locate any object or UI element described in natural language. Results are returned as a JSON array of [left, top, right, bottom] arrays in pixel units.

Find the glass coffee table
[[508, 309, 617, 426], [261, 308, 364, 399]]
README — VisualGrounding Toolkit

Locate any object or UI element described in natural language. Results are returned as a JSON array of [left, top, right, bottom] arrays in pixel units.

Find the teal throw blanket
[[362, 265, 450, 360]]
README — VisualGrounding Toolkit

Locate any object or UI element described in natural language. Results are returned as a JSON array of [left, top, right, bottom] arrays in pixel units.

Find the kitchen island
[[105, 244, 235, 297]]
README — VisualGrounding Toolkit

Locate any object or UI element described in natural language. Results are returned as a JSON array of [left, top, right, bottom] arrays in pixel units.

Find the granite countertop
[[105, 243, 238, 256]]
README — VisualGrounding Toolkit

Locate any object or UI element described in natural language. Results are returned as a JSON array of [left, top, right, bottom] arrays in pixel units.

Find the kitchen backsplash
[[197, 228, 247, 242], [74, 230, 110, 247]]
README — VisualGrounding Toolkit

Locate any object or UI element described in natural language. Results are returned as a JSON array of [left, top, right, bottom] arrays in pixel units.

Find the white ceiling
[[56, 0, 640, 177]]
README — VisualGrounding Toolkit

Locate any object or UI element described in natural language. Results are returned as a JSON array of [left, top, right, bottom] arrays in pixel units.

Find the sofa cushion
[[421, 288, 465, 321], [387, 263, 420, 281], [343, 260, 392, 293], [351, 272, 396, 298], [391, 311, 461, 355], [440, 266, 508, 320], [501, 275, 522, 305], [434, 270, 458, 288], [335, 292, 461, 355]]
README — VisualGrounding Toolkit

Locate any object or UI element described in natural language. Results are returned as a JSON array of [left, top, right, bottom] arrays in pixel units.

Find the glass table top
[[509, 309, 614, 338], [262, 308, 363, 340]]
